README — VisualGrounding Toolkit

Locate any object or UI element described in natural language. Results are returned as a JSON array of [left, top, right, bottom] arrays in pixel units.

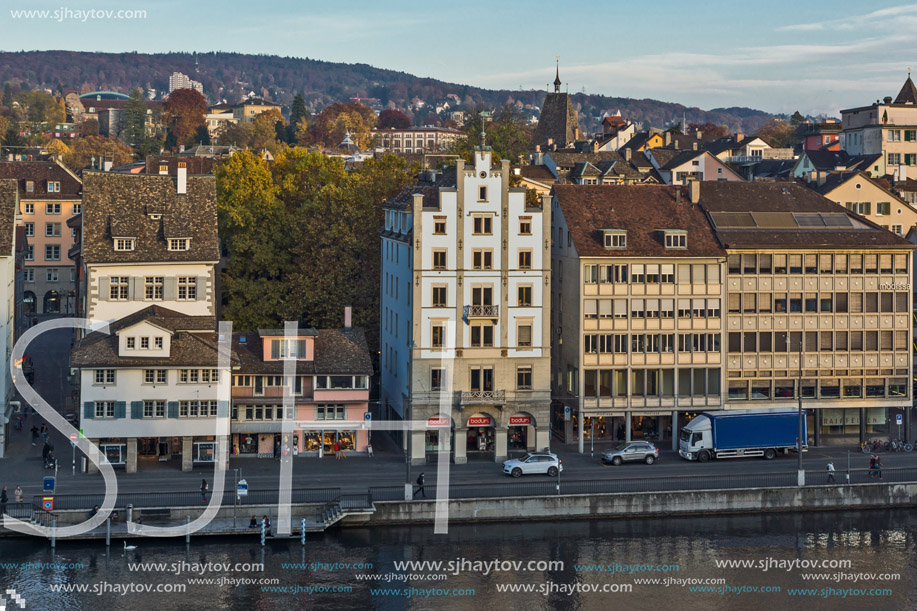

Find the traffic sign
[[896, 414, 903, 425], [237, 479, 248, 497], [564, 406, 571, 421], [364, 412, 372, 421], [43, 476, 55, 492], [41, 497, 53, 511], [70, 433, 77, 442]]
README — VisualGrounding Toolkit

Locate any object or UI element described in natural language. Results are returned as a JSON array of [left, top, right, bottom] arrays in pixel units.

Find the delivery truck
[[678, 410, 807, 462]]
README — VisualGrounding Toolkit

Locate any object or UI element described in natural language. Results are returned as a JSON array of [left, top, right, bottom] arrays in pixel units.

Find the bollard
[[185, 516, 190, 544], [106, 517, 111, 547], [51, 519, 56, 548], [300, 518, 306, 546]]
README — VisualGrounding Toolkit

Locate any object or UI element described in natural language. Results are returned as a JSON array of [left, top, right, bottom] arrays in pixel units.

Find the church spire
[[553, 56, 562, 93]]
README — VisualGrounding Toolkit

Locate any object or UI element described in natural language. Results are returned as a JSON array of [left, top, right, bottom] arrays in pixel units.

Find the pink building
[[802, 122, 841, 152], [230, 318, 373, 458]]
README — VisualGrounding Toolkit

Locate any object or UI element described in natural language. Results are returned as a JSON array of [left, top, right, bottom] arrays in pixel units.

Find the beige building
[[552, 184, 726, 451], [232, 98, 281, 124], [373, 127, 464, 154], [814, 171, 917, 237], [552, 181, 915, 451], [381, 148, 552, 464]]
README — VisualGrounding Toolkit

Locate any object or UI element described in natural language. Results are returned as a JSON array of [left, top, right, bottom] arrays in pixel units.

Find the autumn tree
[[218, 121, 254, 147], [755, 118, 798, 149], [687, 122, 729, 139], [451, 104, 530, 163], [251, 108, 284, 153], [378, 108, 410, 129], [44, 138, 70, 161], [63, 135, 133, 170], [310, 102, 376, 148], [162, 88, 207, 147], [79, 119, 99, 137]]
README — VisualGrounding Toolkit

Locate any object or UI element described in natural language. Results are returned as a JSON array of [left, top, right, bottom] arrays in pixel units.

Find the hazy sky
[[3, 0, 917, 115]]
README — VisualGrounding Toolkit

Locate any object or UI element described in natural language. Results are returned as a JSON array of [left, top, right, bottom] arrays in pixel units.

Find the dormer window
[[271, 338, 307, 359], [47, 181, 60, 192], [25, 180, 34, 193], [159, 164, 168, 175], [602, 229, 627, 250], [168, 238, 190, 251], [114, 238, 135, 251], [663, 230, 687, 249]]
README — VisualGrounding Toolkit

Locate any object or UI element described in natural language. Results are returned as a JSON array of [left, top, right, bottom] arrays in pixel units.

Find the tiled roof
[[698, 182, 913, 249], [651, 149, 705, 170], [82, 172, 219, 265], [145, 155, 218, 174], [0, 180, 17, 254], [384, 185, 439, 211], [534, 92, 581, 148], [516, 165, 556, 182], [0, 161, 82, 200], [314, 328, 373, 375], [71, 306, 236, 368], [553, 184, 724, 258], [814, 171, 909, 206], [800, 150, 851, 171], [232, 333, 315, 375]]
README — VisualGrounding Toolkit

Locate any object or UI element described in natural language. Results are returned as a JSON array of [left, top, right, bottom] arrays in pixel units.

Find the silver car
[[602, 441, 659, 466], [502, 452, 563, 477]]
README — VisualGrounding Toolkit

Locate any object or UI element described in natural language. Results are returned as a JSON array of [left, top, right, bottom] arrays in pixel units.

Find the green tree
[[286, 94, 309, 143], [450, 104, 530, 163], [121, 88, 148, 149], [193, 124, 211, 145], [790, 110, 806, 126], [2, 83, 12, 108]]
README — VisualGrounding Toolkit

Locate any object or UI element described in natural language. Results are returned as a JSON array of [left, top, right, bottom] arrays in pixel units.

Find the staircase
[[318, 494, 375, 530]]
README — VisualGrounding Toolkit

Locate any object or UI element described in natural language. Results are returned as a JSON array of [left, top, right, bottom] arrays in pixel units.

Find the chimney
[[624, 148, 632, 162], [179, 144, 185, 153], [664, 132, 672, 147], [689, 180, 700, 204], [344, 306, 352, 330], [177, 166, 187, 194], [103, 159, 113, 171], [696, 130, 702, 139], [735, 131, 744, 142], [547, 137, 554, 147], [692, 142, 698, 151], [592, 140, 599, 153], [675, 188, 681, 204], [900, 164, 908, 182]]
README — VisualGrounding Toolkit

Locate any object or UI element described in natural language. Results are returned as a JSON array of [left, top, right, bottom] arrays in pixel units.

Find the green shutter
[[114, 401, 126, 419], [131, 401, 143, 419], [83, 401, 94, 420], [168, 401, 179, 418]]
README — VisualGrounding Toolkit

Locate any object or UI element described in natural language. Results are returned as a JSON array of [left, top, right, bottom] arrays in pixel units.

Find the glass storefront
[[466, 427, 494, 453], [100, 443, 126, 465], [194, 442, 215, 462], [508, 426, 528, 451], [238, 434, 257, 454], [303, 432, 322, 452]]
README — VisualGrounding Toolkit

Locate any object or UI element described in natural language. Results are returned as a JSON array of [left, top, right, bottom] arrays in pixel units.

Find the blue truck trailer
[[678, 410, 807, 462]]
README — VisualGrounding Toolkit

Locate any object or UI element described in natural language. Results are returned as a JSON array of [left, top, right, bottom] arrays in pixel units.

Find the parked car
[[602, 442, 659, 466], [502, 452, 563, 478]]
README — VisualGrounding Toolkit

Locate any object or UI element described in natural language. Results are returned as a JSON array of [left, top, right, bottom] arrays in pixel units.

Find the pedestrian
[[0, 487, 7, 515], [40, 424, 47, 444], [333, 441, 340, 458], [869, 455, 877, 479], [413, 472, 426, 499], [826, 461, 836, 483], [42, 442, 51, 462], [14, 485, 22, 503], [200, 478, 208, 503], [366, 444, 374, 458], [30, 425, 38, 446], [875, 456, 883, 480], [262, 515, 271, 536]]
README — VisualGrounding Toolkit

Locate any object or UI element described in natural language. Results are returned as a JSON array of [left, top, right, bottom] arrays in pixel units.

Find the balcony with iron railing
[[463, 304, 499, 318], [460, 389, 506, 405]]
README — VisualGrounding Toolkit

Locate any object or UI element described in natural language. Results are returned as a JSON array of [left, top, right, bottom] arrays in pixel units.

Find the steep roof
[[0, 180, 17, 255], [553, 184, 724, 258], [650, 149, 705, 170], [383, 185, 439, 211], [82, 172, 219, 265], [0, 160, 82, 200], [516, 165, 556, 183], [894, 76, 917, 105], [71, 305, 235, 368], [314, 328, 373, 375], [698, 182, 913, 249], [814, 171, 910, 207], [533, 92, 581, 148]]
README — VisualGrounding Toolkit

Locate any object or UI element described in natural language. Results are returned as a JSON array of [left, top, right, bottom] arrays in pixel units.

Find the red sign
[[427, 417, 450, 427], [468, 416, 492, 427], [42, 497, 54, 511], [509, 416, 532, 426], [70, 433, 78, 443]]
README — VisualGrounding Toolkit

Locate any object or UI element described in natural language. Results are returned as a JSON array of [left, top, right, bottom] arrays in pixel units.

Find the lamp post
[[795, 332, 805, 486]]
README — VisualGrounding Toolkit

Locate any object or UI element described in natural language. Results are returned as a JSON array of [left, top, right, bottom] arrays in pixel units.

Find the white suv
[[502, 452, 563, 478]]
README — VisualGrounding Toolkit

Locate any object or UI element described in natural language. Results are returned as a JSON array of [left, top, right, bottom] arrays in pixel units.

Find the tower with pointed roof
[[533, 60, 582, 149]]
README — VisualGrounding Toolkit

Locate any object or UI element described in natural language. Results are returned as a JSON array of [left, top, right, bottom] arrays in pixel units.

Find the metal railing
[[460, 390, 506, 404], [463, 305, 499, 318]]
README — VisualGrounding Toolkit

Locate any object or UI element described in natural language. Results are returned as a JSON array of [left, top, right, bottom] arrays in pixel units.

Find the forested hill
[[0, 50, 775, 132]]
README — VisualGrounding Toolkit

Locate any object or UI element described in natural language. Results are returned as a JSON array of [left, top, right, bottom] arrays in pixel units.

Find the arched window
[[43, 290, 60, 314]]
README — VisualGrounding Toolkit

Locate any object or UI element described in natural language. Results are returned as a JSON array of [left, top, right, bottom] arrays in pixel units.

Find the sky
[[2, 0, 917, 115]]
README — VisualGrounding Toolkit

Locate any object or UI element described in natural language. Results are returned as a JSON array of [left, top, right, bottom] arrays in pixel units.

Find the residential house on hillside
[[620, 131, 665, 152], [233, 98, 281, 124], [646, 149, 744, 185], [813, 171, 917, 237], [792, 150, 882, 182], [80, 171, 219, 322], [0, 160, 82, 316], [372, 127, 464, 154]]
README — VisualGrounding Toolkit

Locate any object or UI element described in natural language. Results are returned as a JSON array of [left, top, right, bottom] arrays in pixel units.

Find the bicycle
[[860, 439, 884, 454]]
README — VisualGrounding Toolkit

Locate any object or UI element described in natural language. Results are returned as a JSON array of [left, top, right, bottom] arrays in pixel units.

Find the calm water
[[1, 510, 915, 610]]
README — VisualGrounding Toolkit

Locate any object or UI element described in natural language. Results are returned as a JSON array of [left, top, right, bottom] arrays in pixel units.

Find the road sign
[[564, 406, 571, 421], [237, 479, 248, 497], [70, 433, 77, 443], [364, 412, 372, 421], [42, 476, 55, 492], [41, 497, 53, 511], [897, 414, 903, 425]]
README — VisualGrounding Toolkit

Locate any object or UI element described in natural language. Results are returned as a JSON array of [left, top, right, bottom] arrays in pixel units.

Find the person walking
[[413, 472, 426, 499], [40, 424, 47, 444], [0, 487, 7, 515], [875, 456, 883, 480], [200, 479, 208, 503], [826, 461, 836, 483], [869, 455, 877, 479], [14, 485, 22, 503], [30, 425, 38, 446]]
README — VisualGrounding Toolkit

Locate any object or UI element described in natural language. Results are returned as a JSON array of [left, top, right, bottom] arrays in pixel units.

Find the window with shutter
[[584, 300, 597, 319], [518, 324, 532, 347]]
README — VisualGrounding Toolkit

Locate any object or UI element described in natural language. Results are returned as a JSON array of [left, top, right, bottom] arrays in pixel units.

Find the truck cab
[[678, 417, 712, 461]]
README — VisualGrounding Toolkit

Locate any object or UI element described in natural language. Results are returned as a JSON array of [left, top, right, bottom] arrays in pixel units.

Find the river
[[0, 509, 914, 610]]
